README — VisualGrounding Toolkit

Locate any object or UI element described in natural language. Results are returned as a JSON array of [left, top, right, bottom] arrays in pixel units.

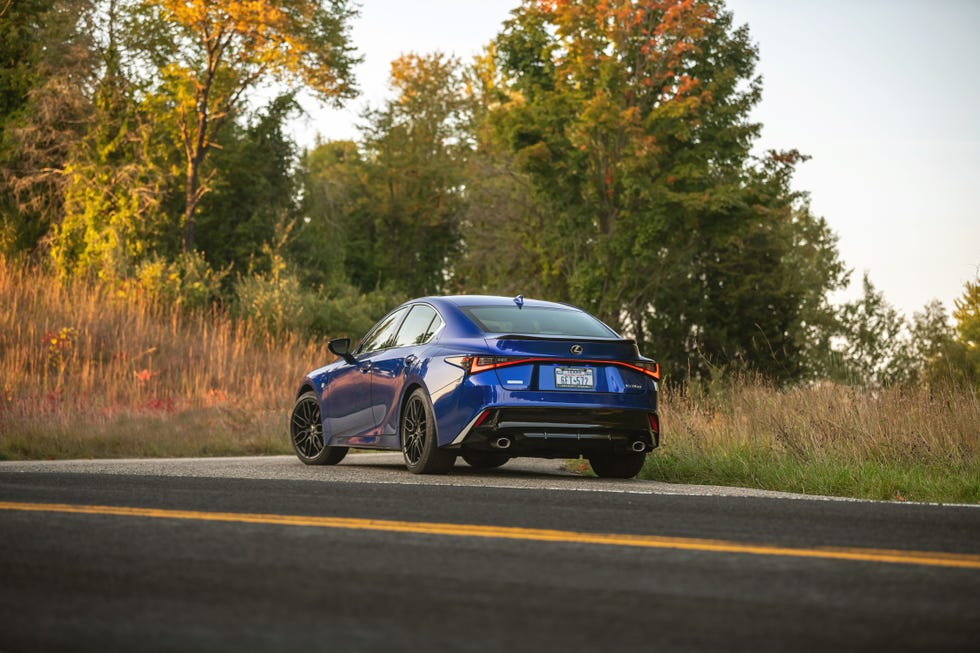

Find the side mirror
[[328, 338, 357, 364]]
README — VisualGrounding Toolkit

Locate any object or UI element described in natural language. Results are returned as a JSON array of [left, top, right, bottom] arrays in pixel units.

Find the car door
[[322, 307, 407, 442], [368, 304, 443, 434]]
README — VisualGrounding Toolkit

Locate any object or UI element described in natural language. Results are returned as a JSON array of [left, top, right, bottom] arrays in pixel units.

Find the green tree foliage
[[949, 275, 980, 387], [231, 221, 402, 338], [450, 150, 554, 297], [360, 52, 472, 296], [813, 275, 980, 389], [0, 0, 96, 254], [832, 274, 913, 386], [196, 95, 300, 275], [450, 45, 557, 297], [954, 276, 980, 350], [135, 249, 226, 310], [908, 299, 961, 387], [5, 1, 357, 287], [292, 139, 368, 289], [302, 53, 472, 297], [51, 2, 179, 279], [646, 151, 846, 381], [124, 0, 360, 251], [470, 0, 845, 382]]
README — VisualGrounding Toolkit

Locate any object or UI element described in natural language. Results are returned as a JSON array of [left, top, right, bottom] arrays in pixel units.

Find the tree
[[50, 0, 181, 279], [293, 139, 370, 289], [909, 299, 960, 386], [949, 275, 980, 387], [824, 276, 980, 389], [476, 0, 845, 381], [953, 275, 980, 350], [451, 149, 555, 297], [297, 55, 476, 299], [0, 0, 97, 254], [128, 0, 360, 250], [833, 274, 913, 386], [354, 52, 473, 296], [451, 45, 560, 297], [195, 94, 301, 275]]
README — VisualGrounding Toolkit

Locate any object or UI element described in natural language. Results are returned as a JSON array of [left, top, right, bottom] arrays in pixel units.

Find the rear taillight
[[628, 361, 661, 381], [448, 355, 661, 380], [446, 355, 526, 374], [648, 413, 660, 434]]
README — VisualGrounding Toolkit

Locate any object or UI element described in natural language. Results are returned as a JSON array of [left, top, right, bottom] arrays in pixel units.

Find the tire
[[290, 391, 348, 466], [401, 388, 455, 474], [461, 451, 510, 469], [588, 452, 646, 479]]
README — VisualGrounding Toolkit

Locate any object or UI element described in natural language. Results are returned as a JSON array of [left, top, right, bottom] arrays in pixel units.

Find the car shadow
[[336, 452, 600, 481]]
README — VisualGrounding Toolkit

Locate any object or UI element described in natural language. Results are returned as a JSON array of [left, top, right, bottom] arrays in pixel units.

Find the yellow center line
[[2, 500, 978, 570]]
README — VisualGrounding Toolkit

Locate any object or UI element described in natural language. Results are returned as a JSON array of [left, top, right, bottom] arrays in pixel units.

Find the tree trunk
[[183, 161, 198, 251], [182, 94, 209, 252], [631, 306, 646, 353]]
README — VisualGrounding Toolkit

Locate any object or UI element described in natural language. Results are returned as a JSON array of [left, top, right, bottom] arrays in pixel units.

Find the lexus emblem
[[570, 345, 584, 355]]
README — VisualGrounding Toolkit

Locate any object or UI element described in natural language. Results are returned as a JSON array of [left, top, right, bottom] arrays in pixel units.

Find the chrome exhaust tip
[[631, 440, 647, 453], [494, 437, 512, 450]]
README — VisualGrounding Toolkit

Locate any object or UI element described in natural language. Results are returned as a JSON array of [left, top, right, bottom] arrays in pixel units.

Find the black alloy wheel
[[401, 388, 455, 474], [290, 391, 348, 465]]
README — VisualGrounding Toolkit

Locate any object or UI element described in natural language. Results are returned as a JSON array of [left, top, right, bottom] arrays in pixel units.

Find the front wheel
[[290, 391, 348, 465], [401, 388, 455, 474], [588, 452, 646, 479]]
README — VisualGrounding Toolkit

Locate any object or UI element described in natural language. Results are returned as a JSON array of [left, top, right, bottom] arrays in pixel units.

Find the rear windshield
[[461, 305, 618, 338]]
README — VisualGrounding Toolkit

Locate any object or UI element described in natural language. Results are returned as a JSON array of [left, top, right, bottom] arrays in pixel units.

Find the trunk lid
[[484, 335, 648, 394]]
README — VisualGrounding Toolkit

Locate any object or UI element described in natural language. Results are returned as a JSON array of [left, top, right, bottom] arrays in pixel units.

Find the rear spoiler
[[490, 333, 635, 345]]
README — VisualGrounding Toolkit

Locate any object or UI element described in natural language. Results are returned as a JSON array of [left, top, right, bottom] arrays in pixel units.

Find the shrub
[[233, 267, 312, 335], [233, 266, 404, 339], [135, 250, 226, 310]]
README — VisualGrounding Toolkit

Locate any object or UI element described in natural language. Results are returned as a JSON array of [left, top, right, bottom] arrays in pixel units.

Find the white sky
[[291, 0, 980, 318]]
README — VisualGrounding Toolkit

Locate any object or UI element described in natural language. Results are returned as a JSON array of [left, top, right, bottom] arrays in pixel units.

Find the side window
[[358, 307, 408, 354], [391, 304, 443, 348], [425, 313, 445, 344]]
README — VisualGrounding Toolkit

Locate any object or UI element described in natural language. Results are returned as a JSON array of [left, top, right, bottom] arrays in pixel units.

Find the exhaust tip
[[631, 440, 647, 453], [494, 437, 512, 450]]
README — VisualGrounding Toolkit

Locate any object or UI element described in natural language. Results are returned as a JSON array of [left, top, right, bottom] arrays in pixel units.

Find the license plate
[[554, 366, 594, 390]]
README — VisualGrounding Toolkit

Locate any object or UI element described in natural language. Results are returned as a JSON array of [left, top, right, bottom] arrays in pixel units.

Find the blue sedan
[[289, 295, 660, 478]]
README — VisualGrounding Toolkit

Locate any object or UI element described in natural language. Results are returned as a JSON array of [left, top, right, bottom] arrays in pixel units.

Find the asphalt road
[[1, 454, 979, 652]]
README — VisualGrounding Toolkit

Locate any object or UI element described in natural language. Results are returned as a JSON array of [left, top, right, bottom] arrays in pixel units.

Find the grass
[[642, 378, 980, 504], [2, 256, 978, 503], [0, 256, 327, 459]]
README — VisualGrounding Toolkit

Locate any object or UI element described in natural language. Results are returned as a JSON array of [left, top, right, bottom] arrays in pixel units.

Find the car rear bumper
[[450, 406, 659, 458]]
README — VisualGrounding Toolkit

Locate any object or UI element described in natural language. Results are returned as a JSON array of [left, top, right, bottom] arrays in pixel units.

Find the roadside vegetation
[[3, 258, 978, 503], [643, 378, 980, 504], [0, 257, 311, 459]]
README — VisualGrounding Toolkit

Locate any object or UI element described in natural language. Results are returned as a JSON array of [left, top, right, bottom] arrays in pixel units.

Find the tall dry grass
[[647, 377, 980, 503], [0, 256, 332, 458]]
